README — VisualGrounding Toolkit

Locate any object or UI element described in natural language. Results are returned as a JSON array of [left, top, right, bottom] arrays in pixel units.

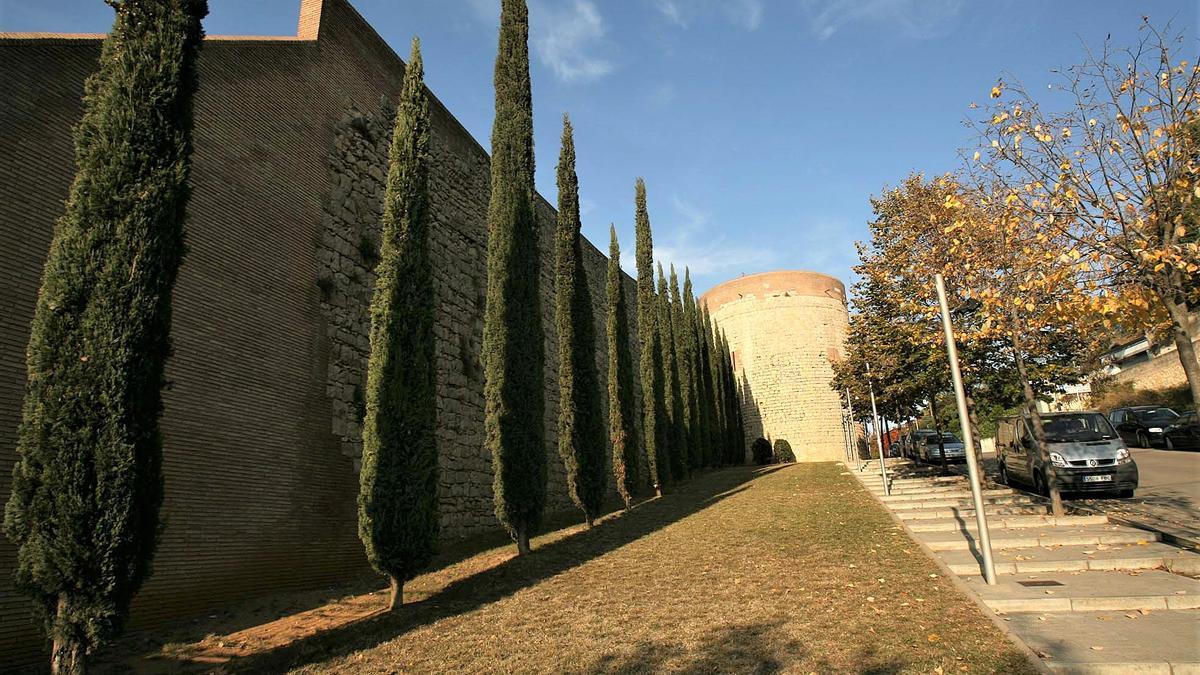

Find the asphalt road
[[1069, 445, 1200, 541]]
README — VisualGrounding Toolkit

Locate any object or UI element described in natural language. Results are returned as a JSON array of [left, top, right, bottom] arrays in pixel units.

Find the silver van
[[996, 411, 1138, 498], [913, 429, 966, 462]]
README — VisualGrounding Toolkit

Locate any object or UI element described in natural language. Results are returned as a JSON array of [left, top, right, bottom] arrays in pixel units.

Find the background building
[[701, 271, 850, 463]]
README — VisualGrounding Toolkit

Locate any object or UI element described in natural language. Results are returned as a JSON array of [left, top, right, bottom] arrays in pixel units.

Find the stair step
[[940, 541, 1200, 576], [962, 569, 1200, 613], [895, 505, 1050, 520], [918, 524, 1158, 552], [896, 494, 1039, 509], [906, 515, 1108, 533], [880, 488, 1012, 503]]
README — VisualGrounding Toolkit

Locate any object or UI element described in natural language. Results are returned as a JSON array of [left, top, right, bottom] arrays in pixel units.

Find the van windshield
[[925, 433, 960, 445], [1041, 413, 1118, 442]]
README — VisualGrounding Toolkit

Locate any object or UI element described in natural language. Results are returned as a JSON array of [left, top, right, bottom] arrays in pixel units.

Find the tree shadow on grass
[[580, 621, 910, 675], [220, 464, 786, 673]]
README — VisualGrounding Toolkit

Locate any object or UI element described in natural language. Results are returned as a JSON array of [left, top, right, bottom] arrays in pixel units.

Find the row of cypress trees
[[3, 2, 747, 671], [628, 196, 747, 494]]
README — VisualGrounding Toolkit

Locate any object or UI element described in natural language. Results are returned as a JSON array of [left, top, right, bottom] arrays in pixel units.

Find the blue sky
[[3, 0, 1195, 295]]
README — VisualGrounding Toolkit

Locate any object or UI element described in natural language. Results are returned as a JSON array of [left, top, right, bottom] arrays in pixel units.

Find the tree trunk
[[882, 417, 891, 459], [930, 397, 949, 476], [1008, 313, 1064, 517], [387, 576, 403, 611], [516, 526, 531, 555], [964, 393, 985, 469], [51, 597, 85, 675], [1163, 297, 1200, 410]]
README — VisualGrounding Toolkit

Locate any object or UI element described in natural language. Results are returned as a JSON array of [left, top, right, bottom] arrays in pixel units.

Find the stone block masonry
[[701, 271, 850, 464], [0, 0, 643, 664]]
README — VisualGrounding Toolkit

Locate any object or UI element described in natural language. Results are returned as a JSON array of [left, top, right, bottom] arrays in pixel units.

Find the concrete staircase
[[853, 460, 1200, 674]]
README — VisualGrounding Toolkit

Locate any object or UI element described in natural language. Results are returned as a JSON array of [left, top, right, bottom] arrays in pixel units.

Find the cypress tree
[[706, 309, 728, 465], [358, 38, 438, 612], [2, 1, 208, 671], [684, 271, 710, 468], [484, 0, 544, 555], [634, 179, 663, 495], [658, 265, 687, 480], [606, 226, 638, 508], [554, 115, 606, 526], [671, 267, 700, 472]]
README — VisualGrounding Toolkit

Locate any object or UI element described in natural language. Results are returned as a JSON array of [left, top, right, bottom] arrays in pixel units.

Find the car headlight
[[1049, 452, 1068, 468], [1148, 427, 1163, 433], [1116, 448, 1131, 464]]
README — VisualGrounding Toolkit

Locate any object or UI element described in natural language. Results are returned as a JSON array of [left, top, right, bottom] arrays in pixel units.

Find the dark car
[[1110, 406, 1181, 448], [1164, 411, 1200, 451]]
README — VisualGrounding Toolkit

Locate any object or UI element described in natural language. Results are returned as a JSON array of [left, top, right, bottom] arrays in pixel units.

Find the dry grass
[[104, 463, 1036, 674]]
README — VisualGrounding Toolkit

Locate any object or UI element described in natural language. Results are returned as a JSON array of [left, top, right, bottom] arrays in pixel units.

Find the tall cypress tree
[[704, 307, 728, 465], [484, 0, 544, 555], [634, 179, 663, 495], [719, 330, 744, 464], [670, 266, 700, 472], [2, 1, 208, 671], [358, 38, 438, 612], [658, 265, 687, 480], [606, 226, 638, 508], [554, 115, 606, 526], [683, 270, 709, 468]]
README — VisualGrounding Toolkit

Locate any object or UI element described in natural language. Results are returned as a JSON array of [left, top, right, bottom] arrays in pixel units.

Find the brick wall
[[701, 271, 849, 464], [0, 0, 641, 664]]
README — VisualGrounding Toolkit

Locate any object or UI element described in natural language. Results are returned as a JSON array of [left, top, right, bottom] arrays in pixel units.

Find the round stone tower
[[701, 270, 849, 463]]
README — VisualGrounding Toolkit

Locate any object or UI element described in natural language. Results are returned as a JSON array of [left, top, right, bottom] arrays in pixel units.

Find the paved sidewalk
[[849, 459, 1200, 674]]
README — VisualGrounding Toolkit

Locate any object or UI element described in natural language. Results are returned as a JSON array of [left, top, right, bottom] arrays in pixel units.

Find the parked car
[[997, 411, 1138, 498], [913, 430, 965, 463], [1109, 406, 1181, 448], [1163, 411, 1200, 451]]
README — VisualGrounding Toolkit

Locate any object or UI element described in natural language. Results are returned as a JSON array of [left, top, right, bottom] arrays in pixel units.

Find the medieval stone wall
[[701, 271, 849, 463], [0, 0, 641, 664]]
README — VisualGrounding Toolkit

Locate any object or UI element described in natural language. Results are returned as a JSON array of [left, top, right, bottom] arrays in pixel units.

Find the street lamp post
[[934, 273, 997, 585]]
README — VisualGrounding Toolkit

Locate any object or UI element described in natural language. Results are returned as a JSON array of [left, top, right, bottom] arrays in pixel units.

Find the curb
[[841, 462, 1053, 675]]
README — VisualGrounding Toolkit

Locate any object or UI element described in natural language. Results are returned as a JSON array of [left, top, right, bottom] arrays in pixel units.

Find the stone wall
[[0, 0, 641, 664], [701, 271, 849, 463], [1114, 339, 1199, 392]]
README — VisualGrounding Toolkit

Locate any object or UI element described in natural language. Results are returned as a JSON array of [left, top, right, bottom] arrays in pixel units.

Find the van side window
[[1111, 410, 1124, 425]]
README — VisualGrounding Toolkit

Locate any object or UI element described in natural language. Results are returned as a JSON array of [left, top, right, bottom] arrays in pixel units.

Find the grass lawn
[[104, 463, 1035, 673]]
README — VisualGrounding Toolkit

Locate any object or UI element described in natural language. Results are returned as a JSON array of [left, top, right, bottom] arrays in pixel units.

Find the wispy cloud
[[653, 194, 778, 279], [655, 0, 686, 27], [530, 0, 613, 83], [652, 0, 763, 31], [800, 0, 963, 41]]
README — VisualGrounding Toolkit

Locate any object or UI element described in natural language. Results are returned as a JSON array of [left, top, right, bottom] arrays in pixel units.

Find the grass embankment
[[108, 463, 1035, 673]]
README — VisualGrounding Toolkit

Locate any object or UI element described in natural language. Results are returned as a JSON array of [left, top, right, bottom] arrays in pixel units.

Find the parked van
[[996, 411, 1138, 498]]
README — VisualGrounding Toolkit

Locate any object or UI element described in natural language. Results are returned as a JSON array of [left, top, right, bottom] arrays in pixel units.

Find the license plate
[[1083, 475, 1112, 483]]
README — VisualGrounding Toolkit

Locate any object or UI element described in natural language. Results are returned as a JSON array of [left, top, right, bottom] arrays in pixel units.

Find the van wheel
[[1137, 431, 1149, 448], [997, 462, 1009, 486], [1117, 489, 1134, 498], [1165, 436, 1175, 451]]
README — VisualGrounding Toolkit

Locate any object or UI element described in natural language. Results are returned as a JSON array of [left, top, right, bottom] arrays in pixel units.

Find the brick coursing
[[0, 0, 642, 664]]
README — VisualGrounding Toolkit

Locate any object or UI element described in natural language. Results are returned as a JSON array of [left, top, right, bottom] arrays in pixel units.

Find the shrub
[[752, 437, 773, 465], [1090, 380, 1194, 413], [773, 439, 796, 463]]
